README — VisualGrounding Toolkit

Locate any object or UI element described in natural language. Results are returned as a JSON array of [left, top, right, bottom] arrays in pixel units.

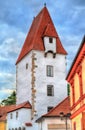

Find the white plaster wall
[[7, 108, 32, 130], [34, 50, 67, 118], [44, 37, 56, 53], [38, 117, 71, 130], [16, 52, 32, 104]]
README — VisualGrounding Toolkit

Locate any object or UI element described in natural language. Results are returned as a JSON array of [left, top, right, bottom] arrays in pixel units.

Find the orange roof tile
[[16, 6, 67, 64]]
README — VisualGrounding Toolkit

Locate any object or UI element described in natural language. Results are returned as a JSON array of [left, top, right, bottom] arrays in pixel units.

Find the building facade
[[16, 6, 67, 121], [7, 101, 32, 130], [66, 36, 85, 130]]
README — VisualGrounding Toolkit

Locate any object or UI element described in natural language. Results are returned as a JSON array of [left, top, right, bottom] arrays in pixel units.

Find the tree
[[1, 91, 16, 106]]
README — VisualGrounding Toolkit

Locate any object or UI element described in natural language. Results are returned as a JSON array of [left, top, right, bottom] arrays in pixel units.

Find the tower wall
[[16, 50, 67, 119]]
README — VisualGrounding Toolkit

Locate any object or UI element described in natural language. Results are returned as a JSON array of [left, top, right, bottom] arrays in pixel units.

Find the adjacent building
[[36, 97, 71, 130], [7, 101, 32, 130], [0, 105, 15, 130], [66, 36, 85, 130]]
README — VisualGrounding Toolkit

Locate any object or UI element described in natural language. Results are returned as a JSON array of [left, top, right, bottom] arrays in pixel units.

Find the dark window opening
[[47, 106, 53, 112], [47, 85, 54, 96], [49, 37, 53, 43], [26, 63, 28, 69]]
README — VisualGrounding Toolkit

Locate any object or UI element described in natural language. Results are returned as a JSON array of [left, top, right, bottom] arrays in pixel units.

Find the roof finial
[[44, 3, 46, 7]]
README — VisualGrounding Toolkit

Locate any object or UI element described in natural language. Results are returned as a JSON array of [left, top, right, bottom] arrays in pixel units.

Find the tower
[[16, 6, 67, 119]]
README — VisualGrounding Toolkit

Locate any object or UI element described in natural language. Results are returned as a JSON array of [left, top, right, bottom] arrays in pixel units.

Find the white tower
[[16, 6, 67, 119]]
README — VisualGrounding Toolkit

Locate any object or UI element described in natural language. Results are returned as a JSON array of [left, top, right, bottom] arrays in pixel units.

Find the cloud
[[0, 88, 15, 101], [0, 0, 85, 101]]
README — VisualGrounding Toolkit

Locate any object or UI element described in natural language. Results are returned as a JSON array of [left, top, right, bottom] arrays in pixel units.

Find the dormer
[[42, 23, 57, 57], [43, 36, 56, 53]]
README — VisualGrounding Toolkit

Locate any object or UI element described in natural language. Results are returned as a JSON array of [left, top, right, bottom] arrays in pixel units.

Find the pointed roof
[[16, 7, 67, 64], [36, 97, 70, 122]]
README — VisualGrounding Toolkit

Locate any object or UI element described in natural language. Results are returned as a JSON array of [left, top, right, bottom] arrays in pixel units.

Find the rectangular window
[[47, 85, 54, 96], [49, 37, 53, 43], [10, 113, 13, 119], [16, 111, 18, 119], [26, 63, 28, 69], [47, 106, 53, 112], [47, 65, 53, 77]]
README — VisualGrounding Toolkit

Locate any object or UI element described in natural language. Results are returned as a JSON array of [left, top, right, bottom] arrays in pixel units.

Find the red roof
[[0, 101, 31, 121], [43, 97, 70, 117], [36, 97, 70, 122], [0, 105, 15, 121], [16, 6, 67, 64], [7, 101, 32, 113]]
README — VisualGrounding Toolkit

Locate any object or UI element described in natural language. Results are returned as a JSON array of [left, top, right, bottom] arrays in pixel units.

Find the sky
[[0, 0, 85, 102]]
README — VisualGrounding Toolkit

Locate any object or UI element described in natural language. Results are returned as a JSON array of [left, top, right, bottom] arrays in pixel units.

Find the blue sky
[[0, 0, 85, 102]]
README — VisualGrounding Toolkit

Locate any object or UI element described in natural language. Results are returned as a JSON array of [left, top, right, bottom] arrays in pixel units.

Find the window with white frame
[[47, 85, 54, 96], [47, 65, 53, 77]]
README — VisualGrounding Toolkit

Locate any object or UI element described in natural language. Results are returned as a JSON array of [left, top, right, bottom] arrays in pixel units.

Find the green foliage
[[1, 91, 16, 106]]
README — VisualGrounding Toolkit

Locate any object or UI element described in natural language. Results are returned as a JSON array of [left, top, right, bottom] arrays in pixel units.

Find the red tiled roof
[[0, 105, 15, 121], [7, 101, 32, 113], [0, 101, 31, 121], [16, 6, 67, 64], [43, 97, 70, 117], [36, 97, 70, 122]]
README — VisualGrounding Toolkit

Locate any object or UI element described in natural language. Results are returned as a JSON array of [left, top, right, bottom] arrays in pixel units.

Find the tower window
[[16, 111, 18, 119], [49, 37, 53, 43], [47, 85, 54, 96], [19, 127, 21, 130], [26, 63, 28, 69], [10, 113, 13, 119], [47, 65, 53, 77], [47, 106, 53, 112]]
